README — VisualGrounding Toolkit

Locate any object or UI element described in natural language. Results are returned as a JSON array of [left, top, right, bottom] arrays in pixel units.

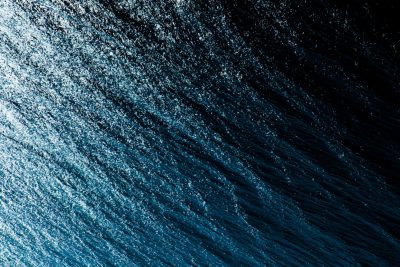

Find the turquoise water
[[0, 0, 399, 265]]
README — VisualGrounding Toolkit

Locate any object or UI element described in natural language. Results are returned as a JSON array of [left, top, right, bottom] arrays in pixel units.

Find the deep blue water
[[0, 0, 399, 266]]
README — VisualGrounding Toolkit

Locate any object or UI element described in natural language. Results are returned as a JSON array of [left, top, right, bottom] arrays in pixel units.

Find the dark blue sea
[[0, 0, 399, 266]]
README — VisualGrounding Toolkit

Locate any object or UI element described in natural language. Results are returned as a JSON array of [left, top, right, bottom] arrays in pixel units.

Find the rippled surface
[[0, 0, 399, 265]]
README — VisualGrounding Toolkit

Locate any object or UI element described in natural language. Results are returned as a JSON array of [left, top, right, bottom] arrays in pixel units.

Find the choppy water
[[0, 0, 399, 266]]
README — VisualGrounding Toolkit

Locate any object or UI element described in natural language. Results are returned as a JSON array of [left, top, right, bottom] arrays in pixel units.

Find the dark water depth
[[0, 0, 399, 266]]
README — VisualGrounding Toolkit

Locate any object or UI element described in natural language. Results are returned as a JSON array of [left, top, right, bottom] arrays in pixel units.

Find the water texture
[[0, 0, 399, 266]]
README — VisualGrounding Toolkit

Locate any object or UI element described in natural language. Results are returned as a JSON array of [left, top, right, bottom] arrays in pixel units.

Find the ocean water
[[0, 0, 399, 266]]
